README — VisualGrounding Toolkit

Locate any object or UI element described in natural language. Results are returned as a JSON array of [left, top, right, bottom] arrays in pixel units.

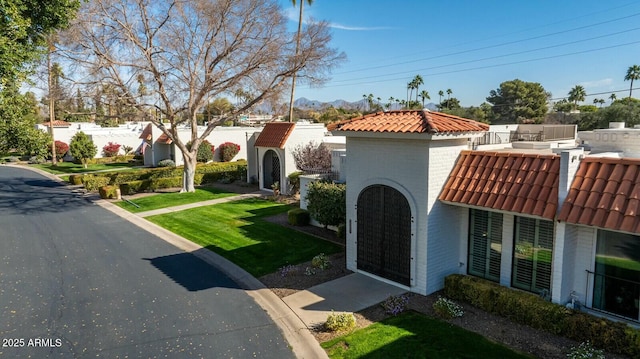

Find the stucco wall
[[345, 136, 429, 293]]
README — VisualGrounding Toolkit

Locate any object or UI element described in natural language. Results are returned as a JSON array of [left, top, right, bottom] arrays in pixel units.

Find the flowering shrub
[[219, 142, 240, 162], [311, 253, 331, 270], [102, 142, 121, 157], [433, 297, 464, 319], [54, 140, 69, 160], [157, 159, 176, 167], [278, 264, 297, 278], [567, 341, 604, 359], [381, 294, 409, 316], [325, 311, 356, 332]]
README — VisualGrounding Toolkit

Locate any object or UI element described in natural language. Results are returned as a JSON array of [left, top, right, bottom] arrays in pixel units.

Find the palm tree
[[438, 90, 444, 105], [624, 64, 640, 98], [593, 98, 605, 107], [412, 75, 424, 102], [609, 93, 617, 103], [446, 89, 452, 109], [568, 85, 586, 108], [419, 90, 430, 108], [288, 0, 314, 122]]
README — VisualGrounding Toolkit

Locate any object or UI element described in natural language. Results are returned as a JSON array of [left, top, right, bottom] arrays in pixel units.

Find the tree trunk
[[181, 154, 197, 193]]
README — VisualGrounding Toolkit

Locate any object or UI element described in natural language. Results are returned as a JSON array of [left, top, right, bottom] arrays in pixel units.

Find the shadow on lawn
[[143, 251, 241, 292]]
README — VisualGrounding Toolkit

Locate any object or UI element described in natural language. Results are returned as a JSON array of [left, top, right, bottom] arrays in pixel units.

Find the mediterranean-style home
[[329, 109, 640, 324]]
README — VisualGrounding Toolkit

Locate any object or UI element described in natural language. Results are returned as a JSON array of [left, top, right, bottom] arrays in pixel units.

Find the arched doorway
[[357, 185, 412, 286], [262, 150, 281, 190]]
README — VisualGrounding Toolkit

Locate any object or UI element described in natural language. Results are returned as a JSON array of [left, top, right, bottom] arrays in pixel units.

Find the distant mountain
[[293, 97, 439, 112]]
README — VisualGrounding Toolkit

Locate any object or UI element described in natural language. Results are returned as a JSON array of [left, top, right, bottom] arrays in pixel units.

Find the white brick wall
[[579, 128, 640, 157], [500, 214, 515, 287], [425, 140, 469, 294], [573, 225, 597, 306]]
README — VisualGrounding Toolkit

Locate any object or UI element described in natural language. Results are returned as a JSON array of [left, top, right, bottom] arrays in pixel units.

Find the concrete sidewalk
[[283, 273, 407, 328], [134, 192, 265, 217]]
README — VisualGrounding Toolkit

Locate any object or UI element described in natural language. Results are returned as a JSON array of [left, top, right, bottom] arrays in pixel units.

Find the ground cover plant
[[147, 198, 342, 277], [116, 187, 236, 213], [321, 311, 531, 359], [31, 161, 137, 174]]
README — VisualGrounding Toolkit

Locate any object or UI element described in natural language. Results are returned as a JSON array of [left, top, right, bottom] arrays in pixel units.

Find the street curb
[[98, 200, 329, 359]]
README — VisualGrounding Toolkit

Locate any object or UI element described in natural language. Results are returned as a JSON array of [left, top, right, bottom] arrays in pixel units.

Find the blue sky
[[279, 0, 640, 107]]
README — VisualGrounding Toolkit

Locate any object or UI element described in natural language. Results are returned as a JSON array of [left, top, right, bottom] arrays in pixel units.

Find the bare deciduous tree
[[59, 0, 344, 191], [292, 140, 331, 173]]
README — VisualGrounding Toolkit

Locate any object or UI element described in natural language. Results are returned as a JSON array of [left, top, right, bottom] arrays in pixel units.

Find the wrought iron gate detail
[[357, 185, 411, 286]]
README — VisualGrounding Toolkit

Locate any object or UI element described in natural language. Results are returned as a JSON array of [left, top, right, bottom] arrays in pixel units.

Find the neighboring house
[[37, 121, 150, 158], [138, 123, 262, 167], [253, 121, 333, 194], [330, 109, 640, 325]]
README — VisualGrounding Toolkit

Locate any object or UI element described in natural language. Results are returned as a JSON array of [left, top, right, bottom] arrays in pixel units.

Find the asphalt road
[[0, 166, 295, 358]]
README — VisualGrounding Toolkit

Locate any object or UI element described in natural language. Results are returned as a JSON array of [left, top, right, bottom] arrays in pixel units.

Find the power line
[[334, 11, 640, 76], [345, 2, 639, 69], [304, 40, 640, 89], [328, 27, 640, 85]]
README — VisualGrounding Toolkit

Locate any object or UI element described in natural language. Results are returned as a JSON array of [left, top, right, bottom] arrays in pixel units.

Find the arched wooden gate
[[357, 185, 411, 286], [262, 150, 280, 190]]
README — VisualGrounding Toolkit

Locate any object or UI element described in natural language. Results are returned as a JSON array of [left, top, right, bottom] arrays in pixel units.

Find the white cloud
[[579, 78, 614, 89], [284, 7, 388, 31], [327, 23, 391, 31]]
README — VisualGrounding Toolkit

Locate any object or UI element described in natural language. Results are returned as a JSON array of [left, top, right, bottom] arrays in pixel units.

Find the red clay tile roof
[[254, 122, 295, 148], [558, 157, 640, 234], [139, 123, 152, 140], [156, 133, 173, 144], [41, 120, 72, 127], [439, 150, 560, 219], [328, 110, 489, 134]]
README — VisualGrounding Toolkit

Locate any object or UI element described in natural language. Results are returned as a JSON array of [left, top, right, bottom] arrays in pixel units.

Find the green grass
[[31, 161, 138, 174], [321, 311, 532, 359], [116, 187, 237, 213], [147, 198, 342, 277]]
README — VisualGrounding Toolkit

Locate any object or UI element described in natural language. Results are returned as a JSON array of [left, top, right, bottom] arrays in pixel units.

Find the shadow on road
[[143, 252, 241, 291], [0, 175, 93, 215]]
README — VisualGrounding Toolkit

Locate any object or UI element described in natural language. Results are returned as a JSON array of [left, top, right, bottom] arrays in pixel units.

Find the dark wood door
[[357, 185, 411, 286]]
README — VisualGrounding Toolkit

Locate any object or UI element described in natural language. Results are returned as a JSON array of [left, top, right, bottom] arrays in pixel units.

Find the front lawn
[[321, 311, 531, 359], [31, 161, 138, 174], [116, 187, 237, 213], [147, 198, 342, 277]]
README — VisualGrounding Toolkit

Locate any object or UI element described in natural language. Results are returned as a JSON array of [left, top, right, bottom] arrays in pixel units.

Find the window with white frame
[[512, 216, 554, 294], [468, 209, 502, 282]]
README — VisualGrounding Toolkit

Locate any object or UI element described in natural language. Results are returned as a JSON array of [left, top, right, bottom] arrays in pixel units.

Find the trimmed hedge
[[69, 174, 84, 185], [98, 185, 119, 199], [287, 208, 310, 226], [444, 274, 640, 357], [82, 175, 111, 191], [78, 160, 247, 193]]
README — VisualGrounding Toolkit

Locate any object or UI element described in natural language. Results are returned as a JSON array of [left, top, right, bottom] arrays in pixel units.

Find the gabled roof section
[[156, 133, 173, 144], [558, 157, 640, 234], [254, 122, 295, 149], [139, 123, 152, 140], [439, 150, 560, 219], [328, 110, 489, 134], [41, 120, 72, 127]]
